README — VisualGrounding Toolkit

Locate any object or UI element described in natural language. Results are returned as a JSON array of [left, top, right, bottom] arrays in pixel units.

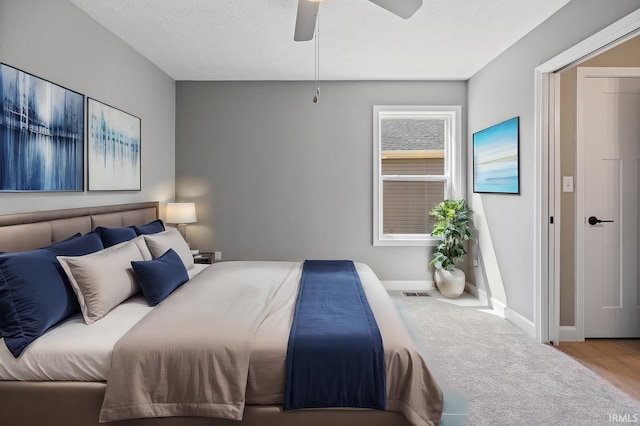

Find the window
[[373, 106, 463, 246]]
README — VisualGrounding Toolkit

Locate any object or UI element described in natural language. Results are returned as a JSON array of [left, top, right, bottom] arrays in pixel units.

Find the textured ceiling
[[69, 0, 572, 81]]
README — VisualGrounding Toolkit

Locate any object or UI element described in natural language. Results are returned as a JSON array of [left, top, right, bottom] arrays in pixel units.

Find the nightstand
[[193, 252, 214, 264]]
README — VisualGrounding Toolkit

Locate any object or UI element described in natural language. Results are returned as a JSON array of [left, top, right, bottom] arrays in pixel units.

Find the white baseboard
[[464, 281, 479, 297], [559, 326, 577, 342], [464, 282, 488, 304], [489, 296, 507, 317], [505, 307, 536, 340], [382, 280, 433, 291], [467, 284, 536, 339]]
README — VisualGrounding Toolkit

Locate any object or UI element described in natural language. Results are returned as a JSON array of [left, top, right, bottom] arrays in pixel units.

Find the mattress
[[0, 264, 208, 381]]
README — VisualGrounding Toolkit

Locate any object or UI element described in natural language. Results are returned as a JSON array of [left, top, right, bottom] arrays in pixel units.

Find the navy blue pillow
[[45, 231, 103, 256], [0, 232, 103, 357], [133, 219, 165, 236], [131, 249, 189, 306], [95, 226, 137, 248], [42, 233, 81, 248]]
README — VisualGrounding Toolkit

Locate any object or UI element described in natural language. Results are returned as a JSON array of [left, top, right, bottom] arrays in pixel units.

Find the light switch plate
[[562, 176, 574, 192]]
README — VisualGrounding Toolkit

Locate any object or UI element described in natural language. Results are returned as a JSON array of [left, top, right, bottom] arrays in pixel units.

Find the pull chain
[[313, 7, 320, 103]]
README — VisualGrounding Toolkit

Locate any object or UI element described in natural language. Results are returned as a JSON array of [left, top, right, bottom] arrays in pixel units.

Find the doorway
[[534, 10, 640, 344]]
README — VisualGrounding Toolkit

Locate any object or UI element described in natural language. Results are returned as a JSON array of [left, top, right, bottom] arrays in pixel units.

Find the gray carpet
[[392, 291, 640, 426]]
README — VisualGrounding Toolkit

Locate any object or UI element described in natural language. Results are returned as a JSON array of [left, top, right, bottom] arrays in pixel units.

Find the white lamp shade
[[166, 202, 197, 224]]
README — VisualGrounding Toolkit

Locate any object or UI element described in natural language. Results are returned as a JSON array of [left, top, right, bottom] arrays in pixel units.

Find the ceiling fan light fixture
[[296, 0, 423, 103]]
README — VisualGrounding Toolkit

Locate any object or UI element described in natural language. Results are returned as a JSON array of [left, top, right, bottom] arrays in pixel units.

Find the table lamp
[[166, 202, 197, 242]]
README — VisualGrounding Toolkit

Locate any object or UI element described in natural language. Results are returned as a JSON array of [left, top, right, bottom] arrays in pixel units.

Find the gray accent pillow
[[143, 228, 194, 270], [57, 238, 146, 324]]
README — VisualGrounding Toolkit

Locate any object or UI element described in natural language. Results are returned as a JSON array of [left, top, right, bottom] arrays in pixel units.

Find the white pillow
[[143, 228, 194, 270], [131, 235, 153, 261], [57, 239, 146, 324]]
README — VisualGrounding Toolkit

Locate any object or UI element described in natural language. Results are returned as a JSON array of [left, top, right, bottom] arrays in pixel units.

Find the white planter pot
[[434, 267, 466, 298]]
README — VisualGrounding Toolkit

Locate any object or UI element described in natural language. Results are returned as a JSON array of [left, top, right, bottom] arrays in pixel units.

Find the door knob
[[588, 216, 614, 225]]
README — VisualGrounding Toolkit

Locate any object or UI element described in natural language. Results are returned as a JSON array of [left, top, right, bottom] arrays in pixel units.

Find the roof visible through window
[[381, 119, 444, 151]]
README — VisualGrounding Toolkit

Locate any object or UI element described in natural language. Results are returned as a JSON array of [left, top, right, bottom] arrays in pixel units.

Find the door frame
[[576, 67, 640, 341], [534, 9, 640, 343]]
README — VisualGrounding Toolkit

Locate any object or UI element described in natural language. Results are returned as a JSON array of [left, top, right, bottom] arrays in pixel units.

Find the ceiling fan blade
[[294, 0, 319, 42], [369, 0, 422, 19]]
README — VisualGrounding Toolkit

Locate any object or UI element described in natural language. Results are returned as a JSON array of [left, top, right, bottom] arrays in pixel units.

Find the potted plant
[[429, 199, 473, 298]]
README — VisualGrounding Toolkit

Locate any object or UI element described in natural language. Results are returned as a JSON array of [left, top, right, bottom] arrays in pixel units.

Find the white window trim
[[373, 105, 463, 246]]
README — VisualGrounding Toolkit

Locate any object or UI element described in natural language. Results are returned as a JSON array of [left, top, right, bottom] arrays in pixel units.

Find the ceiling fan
[[294, 0, 423, 41]]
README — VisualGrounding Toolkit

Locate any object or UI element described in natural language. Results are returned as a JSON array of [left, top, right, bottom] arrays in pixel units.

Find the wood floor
[[555, 339, 640, 401]]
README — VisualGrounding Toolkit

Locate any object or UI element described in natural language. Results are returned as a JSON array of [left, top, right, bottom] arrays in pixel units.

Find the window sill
[[374, 236, 439, 247]]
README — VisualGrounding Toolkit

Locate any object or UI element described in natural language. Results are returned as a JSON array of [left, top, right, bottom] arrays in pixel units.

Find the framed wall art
[[473, 116, 520, 194], [87, 98, 141, 191], [0, 63, 84, 192]]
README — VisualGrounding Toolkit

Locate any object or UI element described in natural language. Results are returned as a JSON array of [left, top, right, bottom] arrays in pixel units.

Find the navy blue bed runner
[[284, 260, 386, 411]]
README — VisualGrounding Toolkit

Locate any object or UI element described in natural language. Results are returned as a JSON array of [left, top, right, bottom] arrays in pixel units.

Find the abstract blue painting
[[473, 117, 520, 194], [0, 63, 84, 191], [88, 98, 140, 191]]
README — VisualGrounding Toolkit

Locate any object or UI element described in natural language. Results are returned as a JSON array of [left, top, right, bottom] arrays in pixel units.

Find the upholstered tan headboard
[[0, 202, 159, 253]]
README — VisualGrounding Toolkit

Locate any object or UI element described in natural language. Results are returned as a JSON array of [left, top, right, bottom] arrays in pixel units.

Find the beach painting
[[0, 63, 84, 191], [473, 117, 519, 194], [87, 98, 140, 191]]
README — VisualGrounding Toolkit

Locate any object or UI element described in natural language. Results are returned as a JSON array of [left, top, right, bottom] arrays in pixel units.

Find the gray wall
[[0, 0, 175, 215], [176, 81, 467, 281], [468, 0, 640, 322]]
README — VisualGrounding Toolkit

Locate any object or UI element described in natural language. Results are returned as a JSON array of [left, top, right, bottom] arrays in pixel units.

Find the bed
[[0, 202, 443, 426]]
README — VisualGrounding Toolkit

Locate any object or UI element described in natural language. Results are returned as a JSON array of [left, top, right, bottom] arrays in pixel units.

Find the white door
[[578, 68, 640, 338]]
